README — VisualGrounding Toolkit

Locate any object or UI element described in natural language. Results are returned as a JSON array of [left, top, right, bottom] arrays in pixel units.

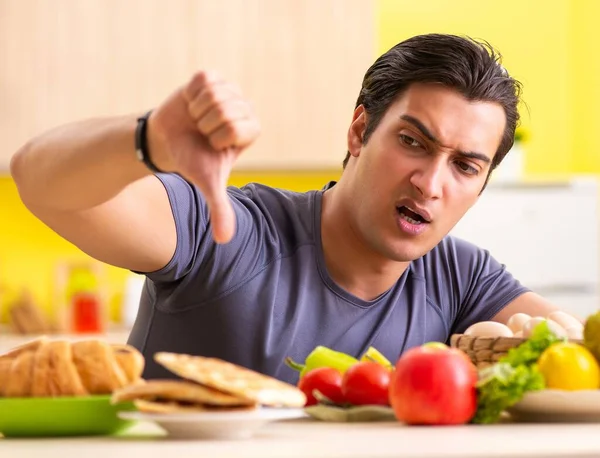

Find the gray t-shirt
[[128, 173, 529, 383]]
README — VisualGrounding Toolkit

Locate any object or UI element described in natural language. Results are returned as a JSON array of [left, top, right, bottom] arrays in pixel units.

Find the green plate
[[0, 395, 136, 437]]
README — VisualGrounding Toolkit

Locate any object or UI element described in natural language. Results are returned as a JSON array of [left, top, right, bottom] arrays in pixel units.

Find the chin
[[375, 241, 430, 263], [390, 247, 427, 262]]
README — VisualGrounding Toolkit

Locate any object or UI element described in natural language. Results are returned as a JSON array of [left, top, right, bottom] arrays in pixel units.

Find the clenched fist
[[146, 71, 260, 244]]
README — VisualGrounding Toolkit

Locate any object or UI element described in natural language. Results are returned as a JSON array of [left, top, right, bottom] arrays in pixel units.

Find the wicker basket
[[450, 334, 583, 369]]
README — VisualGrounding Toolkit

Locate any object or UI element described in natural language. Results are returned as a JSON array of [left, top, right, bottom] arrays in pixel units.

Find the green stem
[[284, 356, 305, 373]]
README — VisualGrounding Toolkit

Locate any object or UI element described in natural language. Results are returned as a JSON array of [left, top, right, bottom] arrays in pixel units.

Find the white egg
[[464, 321, 513, 337], [521, 317, 545, 338], [565, 326, 584, 340], [522, 317, 567, 339], [513, 330, 523, 338], [547, 311, 583, 331], [506, 313, 531, 334]]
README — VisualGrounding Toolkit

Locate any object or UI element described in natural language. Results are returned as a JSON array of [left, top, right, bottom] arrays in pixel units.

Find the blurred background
[[0, 0, 598, 342]]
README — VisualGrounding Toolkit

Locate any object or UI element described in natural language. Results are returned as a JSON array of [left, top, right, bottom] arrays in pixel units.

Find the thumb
[[204, 187, 236, 244], [197, 148, 238, 244]]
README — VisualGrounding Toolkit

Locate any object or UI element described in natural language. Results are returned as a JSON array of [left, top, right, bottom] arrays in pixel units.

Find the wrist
[[136, 111, 175, 173]]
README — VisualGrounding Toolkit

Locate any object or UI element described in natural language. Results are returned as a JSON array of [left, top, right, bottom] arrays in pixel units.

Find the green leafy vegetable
[[472, 321, 562, 424], [472, 363, 544, 424], [502, 321, 563, 367]]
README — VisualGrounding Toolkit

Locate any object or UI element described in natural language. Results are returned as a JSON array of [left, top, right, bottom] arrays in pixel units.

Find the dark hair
[[342, 33, 522, 175]]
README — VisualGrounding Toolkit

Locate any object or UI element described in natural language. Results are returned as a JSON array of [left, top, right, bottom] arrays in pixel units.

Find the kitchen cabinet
[[0, 0, 374, 171]]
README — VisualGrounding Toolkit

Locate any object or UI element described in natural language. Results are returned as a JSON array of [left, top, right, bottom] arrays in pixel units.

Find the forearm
[[10, 114, 153, 211]]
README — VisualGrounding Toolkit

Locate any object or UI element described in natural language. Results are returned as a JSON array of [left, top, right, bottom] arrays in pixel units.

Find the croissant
[[0, 337, 145, 397]]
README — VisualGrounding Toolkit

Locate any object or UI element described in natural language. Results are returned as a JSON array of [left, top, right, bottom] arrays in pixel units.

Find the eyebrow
[[400, 114, 492, 164]]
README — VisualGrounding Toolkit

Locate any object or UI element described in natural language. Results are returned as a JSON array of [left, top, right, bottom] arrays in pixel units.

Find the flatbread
[[111, 379, 255, 406], [133, 399, 258, 414], [154, 352, 306, 408]]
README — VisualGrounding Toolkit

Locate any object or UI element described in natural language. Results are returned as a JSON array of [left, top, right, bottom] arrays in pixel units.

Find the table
[[2, 418, 600, 458]]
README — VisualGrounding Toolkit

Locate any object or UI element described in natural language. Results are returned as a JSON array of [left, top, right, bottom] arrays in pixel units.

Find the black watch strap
[[135, 110, 165, 174]]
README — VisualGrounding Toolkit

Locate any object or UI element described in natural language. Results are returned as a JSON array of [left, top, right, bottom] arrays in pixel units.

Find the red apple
[[389, 346, 477, 425]]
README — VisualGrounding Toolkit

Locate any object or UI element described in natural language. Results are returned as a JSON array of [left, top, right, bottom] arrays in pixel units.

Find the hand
[[147, 71, 260, 244]]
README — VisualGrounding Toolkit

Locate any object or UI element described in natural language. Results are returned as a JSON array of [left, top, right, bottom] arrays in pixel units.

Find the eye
[[456, 161, 479, 175], [399, 134, 423, 149]]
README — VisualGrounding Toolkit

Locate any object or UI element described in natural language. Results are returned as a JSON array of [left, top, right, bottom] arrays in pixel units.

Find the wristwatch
[[135, 110, 165, 174]]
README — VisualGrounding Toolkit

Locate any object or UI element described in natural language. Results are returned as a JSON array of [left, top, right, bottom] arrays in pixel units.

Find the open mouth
[[396, 206, 430, 225]]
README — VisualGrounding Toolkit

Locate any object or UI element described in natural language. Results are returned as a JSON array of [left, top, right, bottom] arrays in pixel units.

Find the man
[[10, 34, 565, 383]]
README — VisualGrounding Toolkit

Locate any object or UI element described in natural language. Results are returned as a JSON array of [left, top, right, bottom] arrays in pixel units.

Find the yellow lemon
[[537, 342, 600, 390]]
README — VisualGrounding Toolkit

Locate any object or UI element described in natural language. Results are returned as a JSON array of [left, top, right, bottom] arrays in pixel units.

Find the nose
[[409, 157, 445, 200]]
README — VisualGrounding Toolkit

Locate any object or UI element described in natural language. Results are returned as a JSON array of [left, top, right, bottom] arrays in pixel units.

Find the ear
[[347, 105, 367, 158]]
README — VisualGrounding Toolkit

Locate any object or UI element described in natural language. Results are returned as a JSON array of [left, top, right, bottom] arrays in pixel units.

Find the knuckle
[[190, 70, 208, 85], [223, 122, 238, 140], [204, 88, 219, 107], [210, 135, 227, 151], [213, 103, 228, 121]]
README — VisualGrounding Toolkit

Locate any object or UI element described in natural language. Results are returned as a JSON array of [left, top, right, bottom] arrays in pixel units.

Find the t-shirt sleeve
[[142, 173, 280, 300], [429, 236, 530, 335]]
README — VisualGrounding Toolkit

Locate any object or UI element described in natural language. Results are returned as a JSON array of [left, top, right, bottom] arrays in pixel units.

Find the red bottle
[[72, 291, 103, 333]]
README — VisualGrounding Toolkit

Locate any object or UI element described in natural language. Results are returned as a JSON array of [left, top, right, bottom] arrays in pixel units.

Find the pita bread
[[154, 352, 306, 408], [133, 399, 258, 414], [111, 379, 255, 407]]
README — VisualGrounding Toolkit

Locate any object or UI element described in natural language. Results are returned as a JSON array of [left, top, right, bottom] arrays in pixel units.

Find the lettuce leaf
[[471, 321, 562, 424], [472, 362, 544, 424]]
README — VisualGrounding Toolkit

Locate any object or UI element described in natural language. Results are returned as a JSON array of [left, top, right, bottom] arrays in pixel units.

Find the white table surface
[[2, 419, 600, 458]]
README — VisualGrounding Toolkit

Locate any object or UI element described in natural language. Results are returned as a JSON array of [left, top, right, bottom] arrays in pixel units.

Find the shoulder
[[230, 182, 316, 212], [231, 182, 316, 226]]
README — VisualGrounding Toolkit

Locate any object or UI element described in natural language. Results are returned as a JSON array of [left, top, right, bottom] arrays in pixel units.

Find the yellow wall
[[569, 1, 600, 173], [0, 172, 341, 323], [377, 0, 573, 177]]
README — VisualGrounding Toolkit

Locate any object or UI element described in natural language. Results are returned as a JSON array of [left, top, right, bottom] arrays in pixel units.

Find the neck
[[320, 184, 410, 301]]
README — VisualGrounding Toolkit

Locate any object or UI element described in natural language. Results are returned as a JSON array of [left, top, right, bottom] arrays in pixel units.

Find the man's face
[[344, 83, 506, 262]]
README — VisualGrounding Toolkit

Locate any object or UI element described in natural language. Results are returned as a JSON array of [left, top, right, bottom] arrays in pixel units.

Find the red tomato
[[298, 367, 345, 406], [341, 362, 391, 406], [389, 346, 477, 425]]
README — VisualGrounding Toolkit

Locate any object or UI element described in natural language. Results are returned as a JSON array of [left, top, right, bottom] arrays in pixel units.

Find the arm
[[10, 116, 175, 273], [10, 71, 260, 274], [492, 291, 584, 324], [442, 237, 582, 331]]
